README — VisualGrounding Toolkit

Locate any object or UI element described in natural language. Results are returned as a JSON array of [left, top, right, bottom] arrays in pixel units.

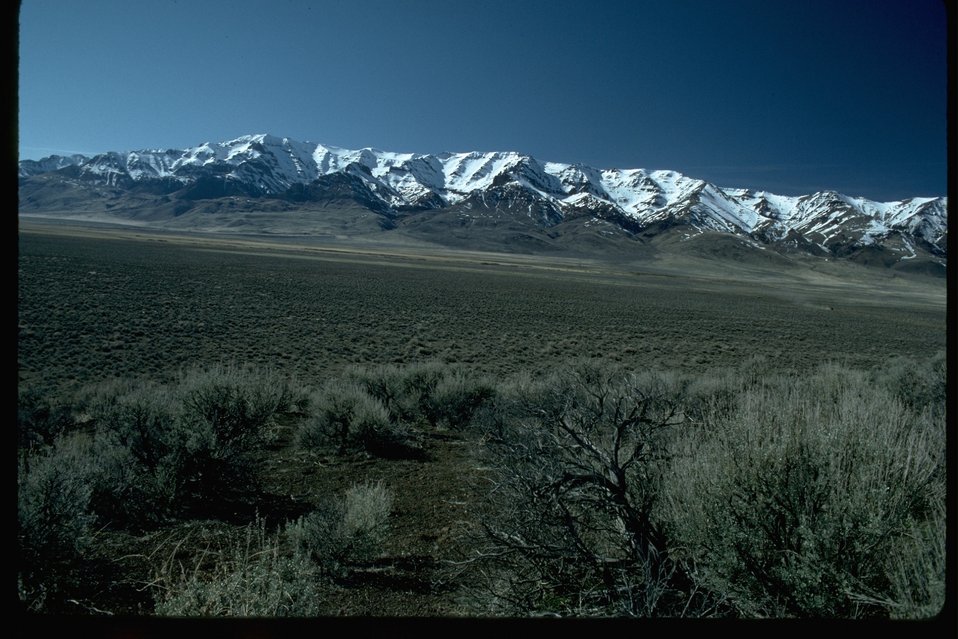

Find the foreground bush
[[460, 365, 708, 617], [347, 362, 445, 427], [460, 358, 945, 619], [69, 365, 306, 523], [286, 480, 395, 576], [299, 363, 496, 459], [78, 382, 182, 526], [661, 362, 946, 618], [426, 368, 497, 430], [18, 357, 944, 618], [873, 350, 946, 418], [17, 433, 96, 611], [18, 365, 310, 612], [155, 481, 395, 616], [172, 365, 302, 507]]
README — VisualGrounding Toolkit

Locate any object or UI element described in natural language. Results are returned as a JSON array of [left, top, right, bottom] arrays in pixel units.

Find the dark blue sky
[[18, 0, 948, 201]]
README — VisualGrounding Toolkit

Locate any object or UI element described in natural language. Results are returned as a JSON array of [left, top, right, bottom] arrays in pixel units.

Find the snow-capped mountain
[[18, 133, 947, 263]]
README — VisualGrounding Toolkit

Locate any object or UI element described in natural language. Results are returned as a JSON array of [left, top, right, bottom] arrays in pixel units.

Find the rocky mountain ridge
[[18, 134, 947, 266]]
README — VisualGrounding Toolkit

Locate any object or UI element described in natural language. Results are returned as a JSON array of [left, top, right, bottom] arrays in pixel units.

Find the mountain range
[[18, 134, 947, 272]]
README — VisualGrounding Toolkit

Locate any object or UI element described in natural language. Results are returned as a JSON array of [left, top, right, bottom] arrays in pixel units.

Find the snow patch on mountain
[[18, 133, 947, 261]]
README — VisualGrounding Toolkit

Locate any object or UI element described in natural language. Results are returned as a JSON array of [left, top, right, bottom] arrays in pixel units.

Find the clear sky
[[17, 0, 949, 201]]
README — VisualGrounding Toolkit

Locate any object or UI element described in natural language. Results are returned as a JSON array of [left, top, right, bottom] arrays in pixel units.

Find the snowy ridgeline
[[18, 133, 947, 253]]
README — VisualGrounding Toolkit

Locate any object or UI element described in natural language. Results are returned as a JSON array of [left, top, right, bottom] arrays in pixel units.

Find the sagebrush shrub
[[286, 480, 394, 575], [661, 363, 946, 618], [342, 480, 395, 554], [78, 382, 191, 523], [169, 366, 304, 508], [177, 364, 299, 447], [884, 500, 946, 619], [426, 369, 496, 430], [67, 366, 303, 521], [342, 362, 496, 433], [346, 362, 447, 426], [874, 351, 946, 417], [86, 382, 180, 476], [17, 387, 77, 451], [300, 380, 420, 457], [84, 430, 167, 529], [18, 434, 95, 562], [17, 433, 96, 611]]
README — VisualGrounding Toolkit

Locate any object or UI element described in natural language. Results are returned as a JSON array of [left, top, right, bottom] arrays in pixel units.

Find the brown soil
[[46, 417, 493, 619], [257, 419, 491, 617]]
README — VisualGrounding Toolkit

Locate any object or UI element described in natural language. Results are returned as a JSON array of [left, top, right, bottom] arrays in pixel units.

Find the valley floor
[[17, 216, 945, 392], [16, 217, 948, 623]]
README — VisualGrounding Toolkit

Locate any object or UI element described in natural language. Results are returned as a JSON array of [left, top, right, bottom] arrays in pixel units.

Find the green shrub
[[679, 370, 741, 425], [80, 382, 183, 525], [163, 366, 303, 510], [85, 382, 179, 472], [341, 480, 395, 555], [884, 500, 946, 619], [85, 430, 170, 530], [465, 370, 543, 443], [466, 360, 945, 618], [177, 364, 301, 447], [347, 362, 447, 427], [343, 362, 496, 433], [18, 434, 95, 560], [344, 363, 411, 421], [661, 363, 946, 618], [299, 380, 421, 458], [425, 368, 497, 430], [874, 351, 946, 417], [18, 387, 77, 452], [71, 366, 303, 521], [17, 433, 96, 611], [287, 480, 394, 576]]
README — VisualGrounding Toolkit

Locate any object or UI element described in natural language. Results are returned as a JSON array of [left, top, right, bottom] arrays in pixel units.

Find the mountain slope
[[18, 133, 947, 268]]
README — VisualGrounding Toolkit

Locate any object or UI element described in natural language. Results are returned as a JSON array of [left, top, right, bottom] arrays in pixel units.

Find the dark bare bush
[[459, 365, 714, 617]]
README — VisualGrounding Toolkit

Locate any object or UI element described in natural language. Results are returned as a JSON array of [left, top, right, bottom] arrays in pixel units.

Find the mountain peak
[[17, 134, 947, 265]]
